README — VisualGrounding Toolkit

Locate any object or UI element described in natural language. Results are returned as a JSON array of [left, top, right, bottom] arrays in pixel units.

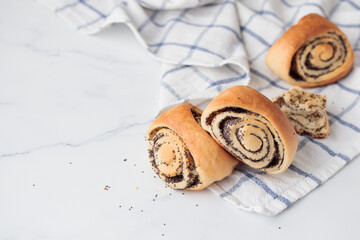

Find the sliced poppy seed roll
[[146, 103, 238, 190], [266, 14, 354, 88], [201, 86, 298, 174]]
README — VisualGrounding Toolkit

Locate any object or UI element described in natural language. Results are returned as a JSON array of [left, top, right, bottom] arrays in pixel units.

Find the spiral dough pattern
[[290, 32, 349, 82], [266, 14, 354, 88], [146, 103, 238, 190], [201, 86, 298, 174], [204, 107, 284, 172], [147, 126, 200, 190]]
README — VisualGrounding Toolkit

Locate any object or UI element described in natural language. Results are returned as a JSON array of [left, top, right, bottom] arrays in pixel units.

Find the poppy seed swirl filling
[[148, 127, 200, 190], [205, 107, 284, 172], [290, 32, 348, 82]]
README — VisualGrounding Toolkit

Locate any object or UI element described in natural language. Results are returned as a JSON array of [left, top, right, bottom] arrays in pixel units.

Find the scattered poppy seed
[[124, 159, 127, 161]]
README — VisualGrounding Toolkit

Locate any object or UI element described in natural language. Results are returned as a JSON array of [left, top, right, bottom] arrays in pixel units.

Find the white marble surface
[[0, 1, 359, 240]]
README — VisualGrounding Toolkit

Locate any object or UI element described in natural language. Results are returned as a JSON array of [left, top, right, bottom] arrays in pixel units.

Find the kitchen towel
[[38, 0, 360, 215]]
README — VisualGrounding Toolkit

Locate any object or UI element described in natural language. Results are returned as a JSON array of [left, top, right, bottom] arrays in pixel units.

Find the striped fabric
[[38, 0, 360, 215]]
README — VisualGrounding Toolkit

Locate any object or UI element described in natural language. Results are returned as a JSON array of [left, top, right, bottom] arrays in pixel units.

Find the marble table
[[0, 1, 359, 239]]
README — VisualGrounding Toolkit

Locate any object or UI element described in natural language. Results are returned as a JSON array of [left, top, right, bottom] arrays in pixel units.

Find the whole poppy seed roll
[[201, 86, 298, 174], [266, 14, 354, 88], [146, 103, 238, 190]]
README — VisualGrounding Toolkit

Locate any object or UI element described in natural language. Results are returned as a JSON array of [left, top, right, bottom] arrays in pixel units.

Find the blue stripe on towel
[[241, 170, 292, 207], [220, 175, 249, 198], [289, 165, 322, 185]]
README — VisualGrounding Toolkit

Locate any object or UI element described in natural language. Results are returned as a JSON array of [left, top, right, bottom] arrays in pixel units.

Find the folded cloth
[[38, 0, 360, 215]]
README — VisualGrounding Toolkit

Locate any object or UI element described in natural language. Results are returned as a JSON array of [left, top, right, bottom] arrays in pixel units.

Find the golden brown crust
[[201, 86, 298, 174], [265, 14, 354, 88], [146, 103, 238, 190]]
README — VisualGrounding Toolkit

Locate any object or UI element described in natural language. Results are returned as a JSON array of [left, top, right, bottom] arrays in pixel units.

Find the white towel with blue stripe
[[38, 0, 360, 215]]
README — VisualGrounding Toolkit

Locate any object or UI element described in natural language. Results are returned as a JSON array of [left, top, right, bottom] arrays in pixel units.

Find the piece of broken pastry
[[273, 86, 330, 138]]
